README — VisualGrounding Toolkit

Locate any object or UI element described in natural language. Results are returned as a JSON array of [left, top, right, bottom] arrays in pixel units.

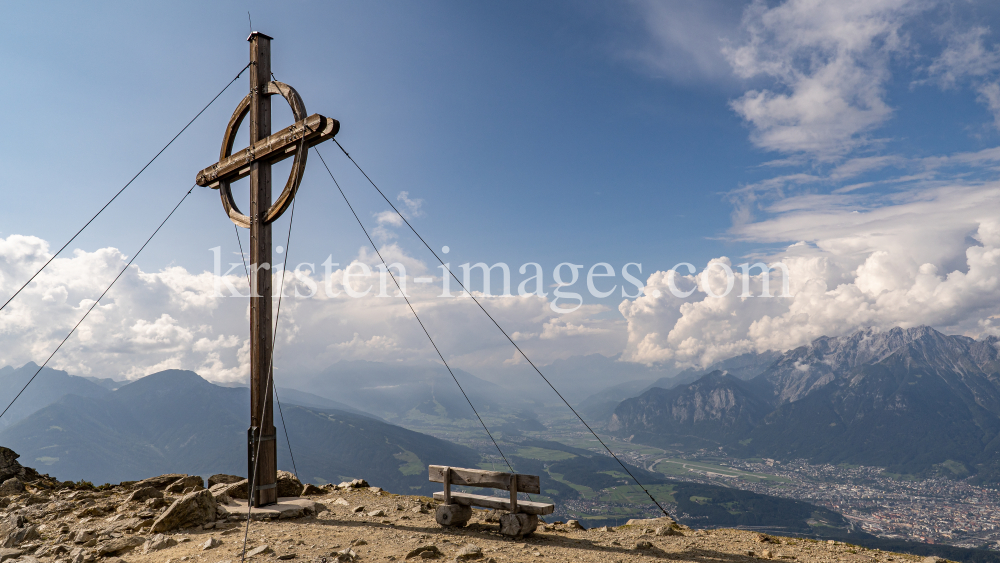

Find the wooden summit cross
[[195, 32, 340, 507]]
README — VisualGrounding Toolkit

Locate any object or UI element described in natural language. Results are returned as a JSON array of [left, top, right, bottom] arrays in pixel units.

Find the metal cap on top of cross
[[195, 32, 339, 507]]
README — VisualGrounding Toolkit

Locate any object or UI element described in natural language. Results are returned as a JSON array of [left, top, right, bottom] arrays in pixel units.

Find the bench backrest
[[428, 465, 541, 495]]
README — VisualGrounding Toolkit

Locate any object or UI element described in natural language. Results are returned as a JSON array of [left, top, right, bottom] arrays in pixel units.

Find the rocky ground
[[0, 447, 948, 563]]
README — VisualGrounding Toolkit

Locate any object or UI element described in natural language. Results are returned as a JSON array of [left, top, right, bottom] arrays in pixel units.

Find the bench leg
[[500, 513, 538, 537], [435, 504, 472, 527]]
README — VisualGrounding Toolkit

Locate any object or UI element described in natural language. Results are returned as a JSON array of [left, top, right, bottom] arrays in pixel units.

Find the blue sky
[[3, 0, 1000, 383], [1, 1, 760, 277]]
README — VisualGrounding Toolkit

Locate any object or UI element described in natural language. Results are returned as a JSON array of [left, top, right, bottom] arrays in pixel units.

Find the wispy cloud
[[927, 26, 1000, 88], [372, 191, 424, 242], [926, 25, 1000, 128], [627, 0, 744, 83], [397, 191, 424, 217]]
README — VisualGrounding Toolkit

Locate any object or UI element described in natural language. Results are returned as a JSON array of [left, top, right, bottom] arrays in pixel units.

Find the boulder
[[202, 537, 222, 550], [635, 541, 654, 550], [301, 484, 323, 496], [405, 545, 441, 559], [22, 494, 46, 506], [145, 497, 171, 510], [131, 474, 187, 491], [95, 536, 144, 556], [245, 545, 272, 557], [141, 534, 177, 554], [1, 521, 37, 549], [0, 515, 35, 549], [455, 545, 483, 560], [0, 549, 21, 563], [277, 505, 305, 519], [208, 474, 244, 488], [337, 479, 369, 490], [0, 449, 22, 484], [76, 505, 108, 518], [276, 471, 303, 497], [0, 479, 23, 498], [151, 489, 217, 533], [165, 475, 205, 494], [214, 479, 248, 500], [106, 517, 143, 533], [0, 515, 23, 539], [68, 547, 94, 563], [125, 487, 163, 503], [625, 516, 680, 529], [34, 545, 66, 558]]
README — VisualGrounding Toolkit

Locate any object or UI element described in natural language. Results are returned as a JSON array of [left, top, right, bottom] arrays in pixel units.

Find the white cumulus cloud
[[621, 180, 1000, 367], [0, 237, 624, 385]]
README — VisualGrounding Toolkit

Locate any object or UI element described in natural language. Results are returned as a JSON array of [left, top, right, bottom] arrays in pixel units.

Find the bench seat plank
[[432, 491, 554, 515], [428, 465, 541, 494]]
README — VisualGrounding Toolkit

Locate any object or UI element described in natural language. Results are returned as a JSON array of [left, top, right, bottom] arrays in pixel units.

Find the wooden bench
[[429, 465, 554, 536]]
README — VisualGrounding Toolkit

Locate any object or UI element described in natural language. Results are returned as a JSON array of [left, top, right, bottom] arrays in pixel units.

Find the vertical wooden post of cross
[[248, 31, 277, 508], [197, 33, 339, 508]]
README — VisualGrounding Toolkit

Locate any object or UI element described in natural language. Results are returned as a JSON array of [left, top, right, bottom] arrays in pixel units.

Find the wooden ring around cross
[[194, 82, 339, 225], [219, 81, 306, 228]]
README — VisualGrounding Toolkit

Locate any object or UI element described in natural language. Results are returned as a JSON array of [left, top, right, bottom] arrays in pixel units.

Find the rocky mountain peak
[[610, 324, 1000, 483], [798, 326, 942, 370], [608, 371, 770, 447], [761, 326, 960, 404]]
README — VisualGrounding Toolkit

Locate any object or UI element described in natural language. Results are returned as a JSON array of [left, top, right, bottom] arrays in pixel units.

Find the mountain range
[[0, 369, 478, 494], [0, 352, 997, 559], [609, 326, 1000, 482], [0, 363, 869, 536], [576, 350, 783, 424], [0, 363, 111, 429]]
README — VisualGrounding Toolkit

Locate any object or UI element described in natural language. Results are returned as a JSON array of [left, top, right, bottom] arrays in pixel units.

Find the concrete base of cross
[[218, 497, 323, 521]]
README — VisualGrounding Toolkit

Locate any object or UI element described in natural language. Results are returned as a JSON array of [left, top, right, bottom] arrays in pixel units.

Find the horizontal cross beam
[[195, 113, 340, 189]]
